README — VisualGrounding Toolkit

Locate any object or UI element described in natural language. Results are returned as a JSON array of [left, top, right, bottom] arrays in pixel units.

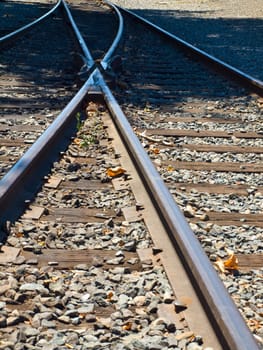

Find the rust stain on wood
[[179, 144, 263, 154], [237, 254, 263, 271], [62, 179, 112, 190], [22, 249, 142, 270], [162, 160, 263, 173], [190, 211, 263, 227], [40, 208, 124, 223], [153, 115, 241, 124], [140, 128, 263, 139], [170, 182, 261, 195], [0, 138, 26, 146]]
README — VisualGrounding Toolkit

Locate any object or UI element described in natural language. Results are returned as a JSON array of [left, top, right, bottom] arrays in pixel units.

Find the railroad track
[[0, 1, 81, 179], [113, 1, 263, 83], [0, 1, 262, 349], [110, 7, 263, 344], [0, 1, 51, 36], [0, 0, 118, 180]]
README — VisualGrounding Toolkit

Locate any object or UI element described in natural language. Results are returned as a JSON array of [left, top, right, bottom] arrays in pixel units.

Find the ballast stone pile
[[0, 245, 213, 350], [112, 0, 263, 345], [133, 105, 263, 345], [0, 111, 215, 349]]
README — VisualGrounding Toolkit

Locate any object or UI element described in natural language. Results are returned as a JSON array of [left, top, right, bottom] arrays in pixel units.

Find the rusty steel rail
[[0, 0, 62, 47], [0, 76, 95, 225], [0, 0, 125, 223], [93, 67, 260, 350], [113, 3, 263, 96], [0, 0, 123, 222]]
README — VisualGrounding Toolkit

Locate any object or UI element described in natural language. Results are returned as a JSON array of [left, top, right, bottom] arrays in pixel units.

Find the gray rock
[[85, 314, 97, 322], [57, 315, 70, 324], [41, 319, 56, 328], [71, 317, 81, 325], [64, 309, 79, 318], [19, 283, 48, 295], [0, 302, 6, 310], [77, 305, 95, 314], [0, 283, 10, 296], [0, 341, 14, 350], [117, 294, 130, 308], [23, 326, 40, 337], [186, 343, 203, 350], [49, 280, 65, 296]]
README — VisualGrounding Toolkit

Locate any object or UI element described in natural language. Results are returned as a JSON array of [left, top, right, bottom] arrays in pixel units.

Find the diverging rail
[[115, 4, 263, 96]]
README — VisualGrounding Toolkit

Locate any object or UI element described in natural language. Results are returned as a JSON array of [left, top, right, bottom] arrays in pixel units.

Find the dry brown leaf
[[123, 322, 132, 331], [43, 276, 60, 284], [214, 250, 239, 273], [214, 257, 226, 273], [224, 251, 239, 270], [248, 319, 262, 331], [102, 228, 111, 235], [106, 166, 126, 178], [167, 165, 174, 171], [107, 291, 114, 302], [15, 232, 24, 238], [151, 148, 160, 154], [73, 138, 82, 146]]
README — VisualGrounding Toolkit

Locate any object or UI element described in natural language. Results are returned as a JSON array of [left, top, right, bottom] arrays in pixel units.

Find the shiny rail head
[[60, 0, 94, 69], [61, 0, 124, 78], [100, 1, 124, 71]]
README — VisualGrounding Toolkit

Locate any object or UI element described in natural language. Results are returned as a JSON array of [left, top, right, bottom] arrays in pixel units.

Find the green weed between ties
[[75, 112, 98, 148], [76, 112, 83, 132]]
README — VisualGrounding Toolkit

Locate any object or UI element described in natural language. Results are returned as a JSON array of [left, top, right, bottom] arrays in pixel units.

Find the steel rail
[[92, 67, 260, 350], [0, 0, 124, 222], [101, 1, 124, 70], [113, 4, 263, 95], [0, 0, 62, 47], [60, 0, 94, 69], [60, 0, 124, 74], [0, 75, 95, 226]]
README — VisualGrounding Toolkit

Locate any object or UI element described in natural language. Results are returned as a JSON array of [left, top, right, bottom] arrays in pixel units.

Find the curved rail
[[60, 0, 124, 73], [0, 0, 124, 74], [0, 0, 124, 217], [114, 4, 263, 95], [0, 0, 124, 222], [60, 0, 94, 69], [101, 1, 124, 70], [93, 68, 260, 350], [0, 0, 62, 47]]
